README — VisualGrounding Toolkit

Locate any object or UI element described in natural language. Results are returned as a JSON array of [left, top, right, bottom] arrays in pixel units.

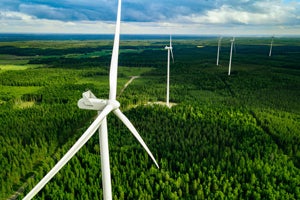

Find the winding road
[[118, 76, 140, 97]]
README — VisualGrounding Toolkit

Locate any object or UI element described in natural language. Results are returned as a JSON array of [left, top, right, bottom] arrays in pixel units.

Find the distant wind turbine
[[165, 35, 174, 108], [228, 37, 235, 76], [216, 36, 222, 66], [269, 35, 274, 57], [23, 0, 159, 199]]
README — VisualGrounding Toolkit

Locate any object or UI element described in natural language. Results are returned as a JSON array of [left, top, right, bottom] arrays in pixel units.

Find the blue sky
[[0, 0, 299, 35]]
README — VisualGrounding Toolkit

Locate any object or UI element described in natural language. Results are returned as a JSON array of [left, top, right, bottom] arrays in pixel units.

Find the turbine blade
[[113, 109, 159, 168], [109, 0, 122, 100], [23, 105, 114, 200], [170, 35, 174, 63], [231, 37, 236, 54], [170, 48, 174, 63]]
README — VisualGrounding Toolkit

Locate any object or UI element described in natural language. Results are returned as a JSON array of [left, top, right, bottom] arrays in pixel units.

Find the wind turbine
[[228, 37, 235, 76], [216, 36, 222, 66], [269, 35, 274, 57], [164, 35, 174, 107], [23, 0, 159, 199]]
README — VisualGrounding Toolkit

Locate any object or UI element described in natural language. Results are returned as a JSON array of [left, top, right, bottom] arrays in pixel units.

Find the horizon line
[[1, 32, 300, 37]]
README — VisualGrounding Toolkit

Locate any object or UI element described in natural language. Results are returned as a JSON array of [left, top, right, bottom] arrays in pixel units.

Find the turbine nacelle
[[78, 90, 120, 111]]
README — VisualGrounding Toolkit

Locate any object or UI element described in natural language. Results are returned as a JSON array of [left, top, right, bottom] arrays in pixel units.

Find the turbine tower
[[269, 35, 274, 57], [23, 0, 159, 199], [228, 37, 235, 76], [216, 36, 222, 66], [164, 35, 174, 107]]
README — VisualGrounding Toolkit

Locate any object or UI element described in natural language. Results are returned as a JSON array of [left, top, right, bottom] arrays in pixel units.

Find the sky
[[0, 0, 299, 36]]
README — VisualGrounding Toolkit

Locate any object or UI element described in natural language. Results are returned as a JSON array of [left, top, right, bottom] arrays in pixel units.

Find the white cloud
[[0, 11, 116, 33], [175, 1, 297, 26], [0, 0, 299, 35], [0, 10, 34, 21]]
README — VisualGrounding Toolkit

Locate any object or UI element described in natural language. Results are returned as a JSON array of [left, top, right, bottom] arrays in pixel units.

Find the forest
[[0, 36, 299, 199]]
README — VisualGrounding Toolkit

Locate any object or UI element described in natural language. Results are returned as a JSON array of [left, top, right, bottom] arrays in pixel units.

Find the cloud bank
[[0, 0, 299, 35]]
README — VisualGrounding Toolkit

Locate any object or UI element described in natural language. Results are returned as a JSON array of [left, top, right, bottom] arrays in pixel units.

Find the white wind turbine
[[164, 35, 174, 107], [269, 35, 274, 57], [23, 0, 159, 199], [228, 37, 235, 76], [216, 36, 222, 66]]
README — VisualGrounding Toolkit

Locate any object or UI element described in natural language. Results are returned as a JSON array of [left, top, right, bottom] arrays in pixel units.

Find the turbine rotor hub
[[107, 99, 120, 110]]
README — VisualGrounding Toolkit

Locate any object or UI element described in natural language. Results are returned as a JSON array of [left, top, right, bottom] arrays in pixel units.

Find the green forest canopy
[[0, 37, 299, 199]]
